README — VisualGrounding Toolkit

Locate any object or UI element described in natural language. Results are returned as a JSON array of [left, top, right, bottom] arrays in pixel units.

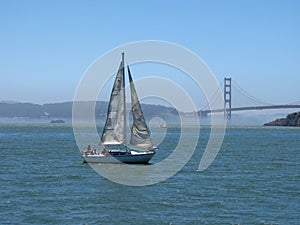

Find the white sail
[[128, 67, 153, 149], [100, 56, 126, 145]]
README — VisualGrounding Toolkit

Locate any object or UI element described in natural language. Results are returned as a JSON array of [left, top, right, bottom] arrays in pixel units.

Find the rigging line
[[232, 80, 274, 106]]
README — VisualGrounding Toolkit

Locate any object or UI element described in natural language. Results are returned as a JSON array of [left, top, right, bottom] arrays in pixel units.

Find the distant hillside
[[0, 101, 179, 122], [0, 102, 43, 118], [264, 111, 300, 127]]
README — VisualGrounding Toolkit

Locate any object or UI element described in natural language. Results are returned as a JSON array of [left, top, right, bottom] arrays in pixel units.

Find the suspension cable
[[202, 80, 224, 110], [232, 80, 274, 106]]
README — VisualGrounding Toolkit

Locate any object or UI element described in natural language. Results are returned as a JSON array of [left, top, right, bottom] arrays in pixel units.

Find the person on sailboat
[[85, 145, 91, 155], [100, 148, 107, 155]]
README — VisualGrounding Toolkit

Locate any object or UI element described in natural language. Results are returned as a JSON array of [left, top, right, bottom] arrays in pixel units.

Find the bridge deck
[[202, 105, 300, 114]]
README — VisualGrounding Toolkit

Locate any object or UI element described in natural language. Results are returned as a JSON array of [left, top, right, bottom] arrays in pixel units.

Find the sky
[[1, 0, 299, 110]]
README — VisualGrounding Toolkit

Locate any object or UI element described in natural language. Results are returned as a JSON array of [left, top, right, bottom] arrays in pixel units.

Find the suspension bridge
[[199, 78, 300, 120]]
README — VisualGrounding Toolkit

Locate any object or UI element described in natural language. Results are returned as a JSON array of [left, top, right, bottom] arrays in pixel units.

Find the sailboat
[[82, 53, 157, 164]]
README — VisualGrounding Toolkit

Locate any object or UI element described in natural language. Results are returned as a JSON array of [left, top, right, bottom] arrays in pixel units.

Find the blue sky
[[1, 0, 299, 109]]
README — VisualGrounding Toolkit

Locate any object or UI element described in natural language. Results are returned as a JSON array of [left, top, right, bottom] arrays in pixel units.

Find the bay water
[[0, 124, 299, 224]]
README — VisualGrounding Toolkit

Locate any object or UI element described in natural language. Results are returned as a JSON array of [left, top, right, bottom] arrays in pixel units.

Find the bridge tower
[[224, 77, 232, 120]]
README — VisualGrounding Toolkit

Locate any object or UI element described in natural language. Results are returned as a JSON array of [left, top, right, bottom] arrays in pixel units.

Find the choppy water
[[0, 124, 299, 224]]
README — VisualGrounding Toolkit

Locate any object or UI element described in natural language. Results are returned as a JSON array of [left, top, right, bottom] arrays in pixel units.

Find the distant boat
[[51, 119, 65, 123], [82, 53, 157, 164], [159, 124, 167, 128]]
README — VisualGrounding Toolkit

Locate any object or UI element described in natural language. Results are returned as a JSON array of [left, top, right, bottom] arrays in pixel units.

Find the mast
[[122, 52, 127, 146]]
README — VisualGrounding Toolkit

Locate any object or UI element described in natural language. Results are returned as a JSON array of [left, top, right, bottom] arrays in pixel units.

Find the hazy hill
[[264, 111, 300, 127], [0, 101, 179, 122], [0, 102, 43, 118]]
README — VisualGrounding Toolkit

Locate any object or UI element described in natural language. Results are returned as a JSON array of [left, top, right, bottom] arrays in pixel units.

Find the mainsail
[[128, 67, 153, 149], [100, 55, 126, 145]]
